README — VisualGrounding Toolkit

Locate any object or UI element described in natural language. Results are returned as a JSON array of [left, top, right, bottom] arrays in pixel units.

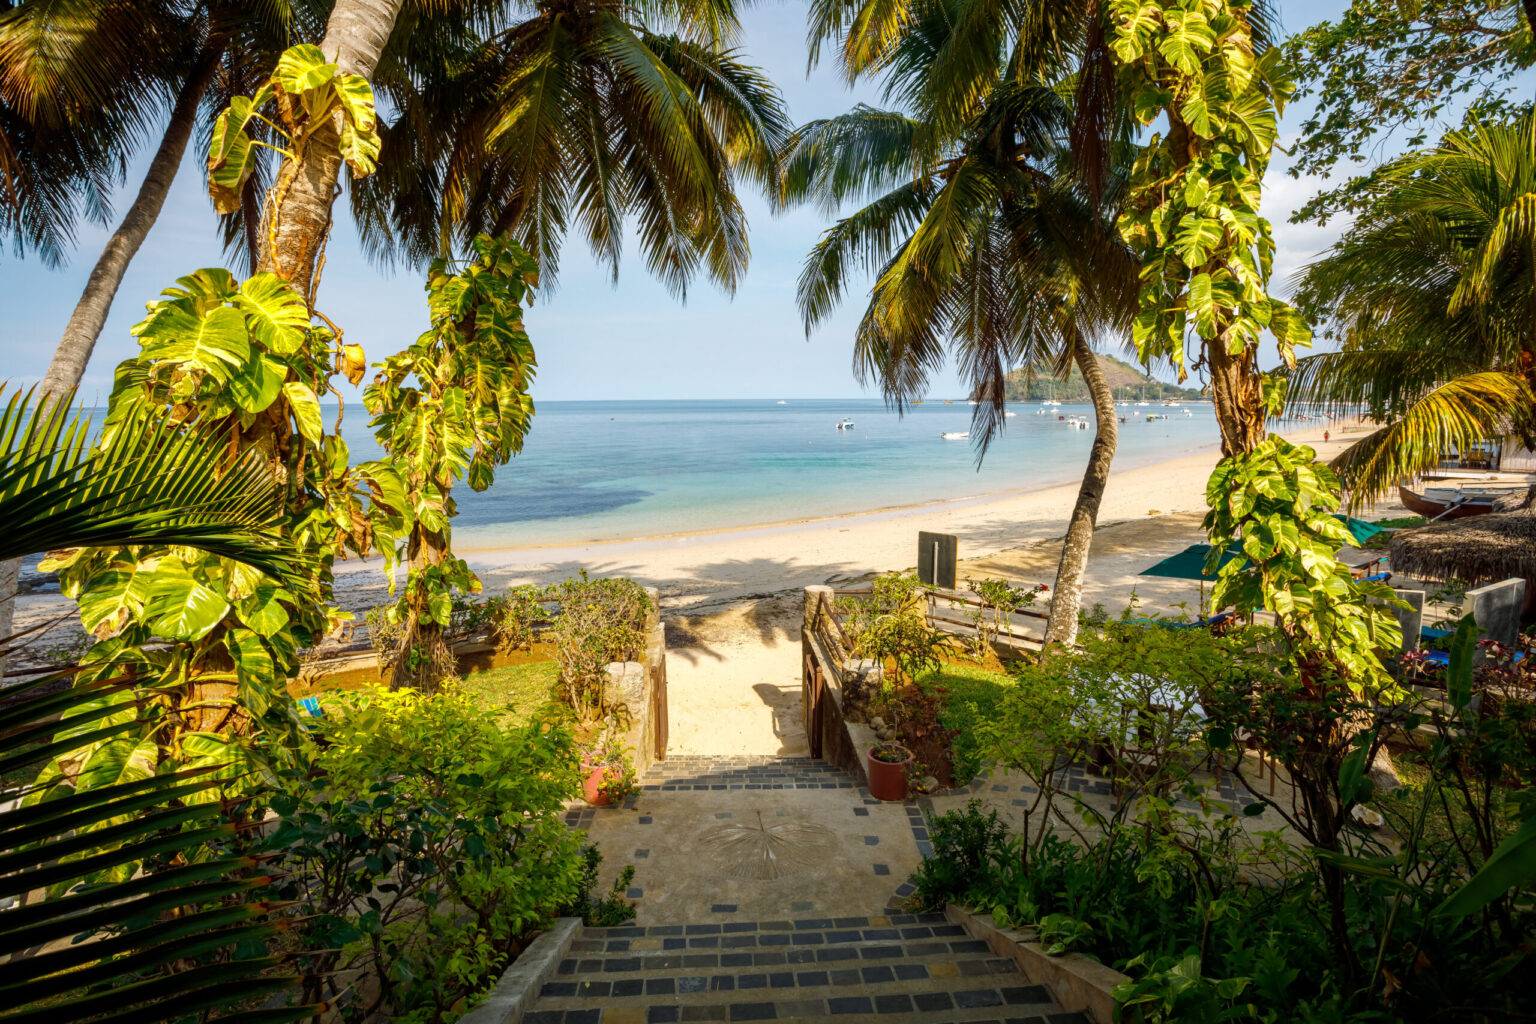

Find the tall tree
[[1290, 112, 1536, 503], [350, 0, 790, 294], [257, 0, 405, 304], [781, 1, 1139, 645], [1288, 0, 1536, 224]]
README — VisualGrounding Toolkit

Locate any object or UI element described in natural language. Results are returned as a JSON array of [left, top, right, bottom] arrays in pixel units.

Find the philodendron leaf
[[137, 305, 252, 382], [273, 44, 336, 94], [237, 273, 311, 355], [229, 354, 287, 414], [208, 99, 258, 215], [283, 382, 324, 444], [145, 570, 232, 642]]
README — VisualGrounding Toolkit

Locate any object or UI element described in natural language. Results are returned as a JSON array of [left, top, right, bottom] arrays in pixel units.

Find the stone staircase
[[522, 912, 1087, 1023]]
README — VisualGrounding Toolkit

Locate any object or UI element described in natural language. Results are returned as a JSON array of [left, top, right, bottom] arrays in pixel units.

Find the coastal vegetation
[[1003, 354, 1202, 404], [2, 0, 1535, 1021]]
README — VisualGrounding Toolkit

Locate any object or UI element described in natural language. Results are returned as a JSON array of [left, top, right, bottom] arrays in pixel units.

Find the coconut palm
[[781, 0, 1138, 645], [349, 0, 791, 295], [1290, 111, 1536, 506]]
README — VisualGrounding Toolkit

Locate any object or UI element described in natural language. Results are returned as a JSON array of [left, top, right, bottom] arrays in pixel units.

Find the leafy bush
[[560, 846, 639, 927], [270, 685, 586, 1023], [542, 573, 652, 717], [488, 584, 549, 652], [916, 617, 1536, 1023]]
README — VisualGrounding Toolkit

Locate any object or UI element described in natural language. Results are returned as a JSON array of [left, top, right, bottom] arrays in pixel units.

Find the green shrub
[[270, 685, 587, 1023], [543, 573, 653, 717], [560, 846, 639, 927], [488, 584, 549, 652]]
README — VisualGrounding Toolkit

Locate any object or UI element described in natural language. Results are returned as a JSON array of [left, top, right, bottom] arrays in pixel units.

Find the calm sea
[[74, 398, 1218, 548], [343, 398, 1220, 547]]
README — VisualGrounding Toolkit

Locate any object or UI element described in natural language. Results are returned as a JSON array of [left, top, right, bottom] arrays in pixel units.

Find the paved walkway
[[527, 612, 1086, 1021]]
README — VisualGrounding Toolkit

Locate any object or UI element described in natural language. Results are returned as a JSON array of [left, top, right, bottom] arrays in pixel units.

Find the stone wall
[[608, 586, 668, 776]]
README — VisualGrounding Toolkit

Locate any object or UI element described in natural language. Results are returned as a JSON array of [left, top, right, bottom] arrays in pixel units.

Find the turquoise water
[[336, 398, 1221, 546]]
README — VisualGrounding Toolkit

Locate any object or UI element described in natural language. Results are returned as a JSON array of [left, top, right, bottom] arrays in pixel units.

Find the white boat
[[836, 418, 855, 430], [776, 400, 788, 405], [940, 431, 970, 440], [1136, 401, 1149, 407], [1042, 399, 1062, 407], [1004, 411, 1017, 418]]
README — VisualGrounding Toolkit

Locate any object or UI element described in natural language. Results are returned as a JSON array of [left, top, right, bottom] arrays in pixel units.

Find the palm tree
[[780, 1, 1138, 645], [348, 0, 790, 294], [0, 384, 313, 1022], [1289, 111, 1536, 505]]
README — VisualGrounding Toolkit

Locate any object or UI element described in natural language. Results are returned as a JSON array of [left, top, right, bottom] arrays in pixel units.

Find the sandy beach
[[10, 420, 1388, 688], [321, 419, 1376, 613]]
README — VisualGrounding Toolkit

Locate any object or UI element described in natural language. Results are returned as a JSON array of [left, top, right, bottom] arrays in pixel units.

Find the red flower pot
[[866, 746, 913, 802], [582, 763, 616, 806]]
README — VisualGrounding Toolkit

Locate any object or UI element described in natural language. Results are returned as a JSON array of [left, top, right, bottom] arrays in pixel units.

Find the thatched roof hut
[[1390, 510, 1536, 587]]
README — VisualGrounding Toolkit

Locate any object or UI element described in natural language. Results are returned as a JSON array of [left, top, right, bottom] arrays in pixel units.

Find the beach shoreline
[[11, 419, 1377, 663], [328, 419, 1370, 613]]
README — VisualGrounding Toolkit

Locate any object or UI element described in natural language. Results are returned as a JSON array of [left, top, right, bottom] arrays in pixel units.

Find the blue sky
[[4, 0, 1360, 403]]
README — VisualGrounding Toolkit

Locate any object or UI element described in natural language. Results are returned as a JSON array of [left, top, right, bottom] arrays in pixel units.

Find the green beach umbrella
[[1334, 515, 1388, 546], [1139, 543, 1243, 580]]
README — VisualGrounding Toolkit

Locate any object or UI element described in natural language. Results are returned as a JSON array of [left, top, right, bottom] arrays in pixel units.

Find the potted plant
[[867, 741, 914, 801], [581, 738, 634, 806]]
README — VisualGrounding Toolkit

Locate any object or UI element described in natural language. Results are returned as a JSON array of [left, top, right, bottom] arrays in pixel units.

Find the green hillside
[[1001, 353, 1204, 402]]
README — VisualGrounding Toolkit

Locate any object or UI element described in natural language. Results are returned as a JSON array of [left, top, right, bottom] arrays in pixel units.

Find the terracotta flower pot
[[866, 746, 913, 802], [582, 762, 616, 806]]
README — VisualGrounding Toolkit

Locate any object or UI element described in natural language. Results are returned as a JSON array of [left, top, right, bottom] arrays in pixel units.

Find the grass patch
[[918, 661, 1018, 783], [456, 659, 561, 728]]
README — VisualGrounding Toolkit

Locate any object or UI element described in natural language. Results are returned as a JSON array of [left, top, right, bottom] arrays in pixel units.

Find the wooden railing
[[830, 582, 1047, 653]]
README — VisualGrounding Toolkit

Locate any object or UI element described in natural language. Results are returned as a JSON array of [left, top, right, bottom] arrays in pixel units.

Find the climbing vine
[[1110, 0, 1310, 455], [208, 42, 381, 286], [1109, 0, 1402, 689], [365, 235, 538, 690]]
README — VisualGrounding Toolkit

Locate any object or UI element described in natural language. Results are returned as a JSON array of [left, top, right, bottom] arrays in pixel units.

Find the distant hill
[[1001, 353, 1204, 402]]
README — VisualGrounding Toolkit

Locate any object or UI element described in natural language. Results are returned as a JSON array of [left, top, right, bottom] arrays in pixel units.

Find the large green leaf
[[236, 274, 311, 355], [143, 568, 231, 642], [282, 382, 324, 444], [1438, 813, 1536, 920], [228, 354, 286, 414], [137, 306, 252, 383], [272, 43, 335, 94]]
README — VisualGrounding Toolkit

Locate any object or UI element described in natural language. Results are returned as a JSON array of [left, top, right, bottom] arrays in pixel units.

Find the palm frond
[[0, 668, 309, 1024], [1330, 371, 1532, 508], [0, 387, 301, 582]]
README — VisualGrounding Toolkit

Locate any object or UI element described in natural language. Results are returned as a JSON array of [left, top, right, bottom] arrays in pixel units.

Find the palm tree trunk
[[258, 0, 404, 304], [1044, 336, 1119, 647], [40, 42, 225, 398], [0, 43, 225, 665]]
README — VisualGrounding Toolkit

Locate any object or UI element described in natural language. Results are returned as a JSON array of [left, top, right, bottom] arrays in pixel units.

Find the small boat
[[1398, 484, 1495, 520], [776, 400, 788, 405], [1146, 413, 1167, 422], [1004, 411, 1017, 418], [1042, 399, 1062, 407], [836, 418, 854, 431], [940, 431, 970, 440], [1136, 401, 1150, 407]]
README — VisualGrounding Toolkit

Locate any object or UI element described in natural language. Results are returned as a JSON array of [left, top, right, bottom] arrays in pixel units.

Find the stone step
[[639, 757, 862, 793], [551, 935, 1005, 980], [540, 955, 1023, 999], [524, 985, 1087, 1023]]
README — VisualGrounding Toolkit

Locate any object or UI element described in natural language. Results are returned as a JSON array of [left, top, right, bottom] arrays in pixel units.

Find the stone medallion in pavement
[[567, 757, 924, 924]]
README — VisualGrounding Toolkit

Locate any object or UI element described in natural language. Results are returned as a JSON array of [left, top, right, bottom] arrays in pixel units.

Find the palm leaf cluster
[[782, 0, 1138, 452], [0, 669, 309, 1024], [0, 386, 318, 1021], [1290, 111, 1536, 504], [0, 387, 301, 583], [352, 0, 791, 295]]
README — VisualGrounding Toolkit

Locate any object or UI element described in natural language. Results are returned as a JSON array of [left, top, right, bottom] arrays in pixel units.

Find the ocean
[[331, 398, 1221, 547]]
